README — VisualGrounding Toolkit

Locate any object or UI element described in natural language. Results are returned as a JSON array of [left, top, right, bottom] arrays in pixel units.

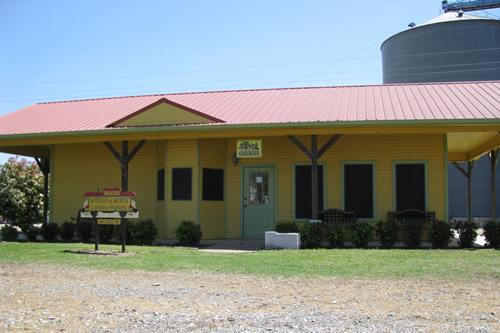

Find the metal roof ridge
[[34, 80, 500, 106]]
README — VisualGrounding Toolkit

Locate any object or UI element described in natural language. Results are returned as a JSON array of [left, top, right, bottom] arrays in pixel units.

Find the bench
[[318, 208, 356, 224], [387, 209, 435, 224]]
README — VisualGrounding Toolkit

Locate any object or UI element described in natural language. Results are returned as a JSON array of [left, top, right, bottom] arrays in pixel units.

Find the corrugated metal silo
[[381, 12, 500, 84]]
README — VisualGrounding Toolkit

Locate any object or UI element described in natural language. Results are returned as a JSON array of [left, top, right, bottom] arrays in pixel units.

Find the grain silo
[[381, 6, 500, 220], [381, 11, 500, 84]]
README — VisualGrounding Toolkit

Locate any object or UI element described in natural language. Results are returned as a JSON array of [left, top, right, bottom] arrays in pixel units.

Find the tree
[[0, 157, 44, 229]]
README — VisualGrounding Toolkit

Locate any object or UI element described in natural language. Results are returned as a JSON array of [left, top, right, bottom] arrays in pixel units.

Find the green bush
[[41, 223, 59, 242], [26, 225, 39, 242], [60, 222, 75, 242], [175, 220, 202, 247], [98, 224, 115, 244], [351, 222, 373, 248], [1, 225, 19, 241], [456, 221, 478, 248], [76, 219, 93, 243], [375, 220, 399, 248], [128, 219, 157, 245], [275, 221, 299, 233], [428, 220, 453, 249], [299, 223, 323, 248], [324, 224, 345, 248], [483, 220, 500, 249], [400, 220, 425, 248]]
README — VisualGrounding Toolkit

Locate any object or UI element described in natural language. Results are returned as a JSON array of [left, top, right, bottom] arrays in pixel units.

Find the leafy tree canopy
[[0, 157, 43, 229]]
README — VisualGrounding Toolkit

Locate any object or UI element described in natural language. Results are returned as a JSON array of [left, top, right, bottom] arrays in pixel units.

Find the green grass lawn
[[0, 242, 498, 279]]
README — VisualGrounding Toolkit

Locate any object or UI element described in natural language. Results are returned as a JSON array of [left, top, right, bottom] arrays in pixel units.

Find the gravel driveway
[[0, 263, 498, 332]]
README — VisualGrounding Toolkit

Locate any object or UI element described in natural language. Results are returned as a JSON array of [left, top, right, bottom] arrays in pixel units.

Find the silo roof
[[418, 11, 496, 27]]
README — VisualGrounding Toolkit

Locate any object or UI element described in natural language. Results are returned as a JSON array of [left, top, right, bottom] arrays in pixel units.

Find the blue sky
[[1, 0, 499, 163]]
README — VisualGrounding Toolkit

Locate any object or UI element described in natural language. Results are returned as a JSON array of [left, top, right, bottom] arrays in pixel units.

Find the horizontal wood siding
[[51, 134, 445, 240], [225, 134, 445, 238], [199, 139, 226, 239], [165, 139, 199, 238], [52, 141, 157, 224]]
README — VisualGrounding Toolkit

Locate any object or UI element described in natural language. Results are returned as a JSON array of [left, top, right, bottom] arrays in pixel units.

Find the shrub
[[275, 221, 299, 233], [98, 224, 115, 244], [76, 219, 93, 243], [428, 220, 453, 249], [324, 224, 345, 248], [375, 220, 399, 248], [351, 222, 373, 248], [129, 219, 158, 245], [456, 221, 478, 248], [41, 223, 59, 242], [483, 220, 500, 248], [1, 225, 19, 241], [400, 220, 425, 248], [175, 220, 202, 247], [299, 223, 323, 248], [60, 222, 75, 242], [26, 225, 40, 242]]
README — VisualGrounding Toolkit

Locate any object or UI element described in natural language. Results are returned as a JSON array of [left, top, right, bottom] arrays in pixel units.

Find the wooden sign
[[97, 218, 121, 225], [103, 186, 121, 196], [86, 196, 132, 212], [236, 139, 262, 158]]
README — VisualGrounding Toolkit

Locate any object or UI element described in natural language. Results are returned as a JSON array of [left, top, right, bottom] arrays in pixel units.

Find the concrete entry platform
[[198, 239, 264, 251]]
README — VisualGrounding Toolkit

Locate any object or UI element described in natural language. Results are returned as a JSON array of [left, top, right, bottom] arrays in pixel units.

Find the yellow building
[[0, 82, 499, 240]]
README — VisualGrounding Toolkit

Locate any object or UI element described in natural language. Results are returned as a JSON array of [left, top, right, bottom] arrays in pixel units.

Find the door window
[[248, 171, 269, 205]]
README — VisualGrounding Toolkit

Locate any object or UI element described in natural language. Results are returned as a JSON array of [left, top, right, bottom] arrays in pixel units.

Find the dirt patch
[[0, 263, 498, 332], [63, 249, 135, 256]]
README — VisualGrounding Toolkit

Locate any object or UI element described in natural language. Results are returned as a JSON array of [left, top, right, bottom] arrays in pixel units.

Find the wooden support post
[[287, 134, 342, 220], [103, 140, 146, 253], [452, 161, 474, 223], [311, 135, 319, 219], [489, 149, 499, 221], [35, 157, 50, 225]]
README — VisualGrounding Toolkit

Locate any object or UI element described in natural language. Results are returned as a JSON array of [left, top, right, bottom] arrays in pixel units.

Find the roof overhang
[[0, 119, 499, 156]]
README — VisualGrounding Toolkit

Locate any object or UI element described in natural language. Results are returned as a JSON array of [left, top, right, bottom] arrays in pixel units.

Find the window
[[202, 168, 224, 201], [395, 163, 425, 211], [172, 168, 192, 200], [295, 165, 324, 219], [344, 164, 373, 218], [157, 169, 165, 201]]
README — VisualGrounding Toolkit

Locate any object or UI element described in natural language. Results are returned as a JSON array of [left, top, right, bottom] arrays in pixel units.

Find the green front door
[[243, 167, 275, 238]]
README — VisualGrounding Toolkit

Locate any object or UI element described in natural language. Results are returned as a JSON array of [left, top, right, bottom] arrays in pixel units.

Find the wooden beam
[[127, 140, 146, 162], [447, 152, 468, 162], [103, 142, 123, 163], [34, 157, 50, 224], [489, 149, 499, 221], [288, 135, 341, 220], [287, 135, 312, 159], [318, 134, 342, 158], [452, 161, 474, 222], [467, 134, 500, 161], [452, 162, 468, 178], [311, 135, 319, 219]]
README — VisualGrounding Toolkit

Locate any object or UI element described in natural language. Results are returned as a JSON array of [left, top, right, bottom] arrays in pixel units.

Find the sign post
[[81, 186, 139, 253]]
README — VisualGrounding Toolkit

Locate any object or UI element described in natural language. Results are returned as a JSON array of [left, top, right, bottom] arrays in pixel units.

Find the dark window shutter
[[172, 168, 192, 200], [396, 164, 425, 211], [295, 165, 324, 219], [157, 169, 165, 201], [202, 168, 224, 201], [344, 164, 373, 218]]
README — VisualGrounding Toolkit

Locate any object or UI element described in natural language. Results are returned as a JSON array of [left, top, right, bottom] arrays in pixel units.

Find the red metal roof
[[0, 81, 499, 135]]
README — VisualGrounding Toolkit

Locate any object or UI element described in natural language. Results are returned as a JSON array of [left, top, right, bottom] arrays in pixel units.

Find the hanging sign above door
[[236, 139, 262, 158]]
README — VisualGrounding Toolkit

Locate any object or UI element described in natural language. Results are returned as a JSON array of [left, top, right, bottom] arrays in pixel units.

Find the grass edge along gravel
[[0, 242, 498, 279]]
